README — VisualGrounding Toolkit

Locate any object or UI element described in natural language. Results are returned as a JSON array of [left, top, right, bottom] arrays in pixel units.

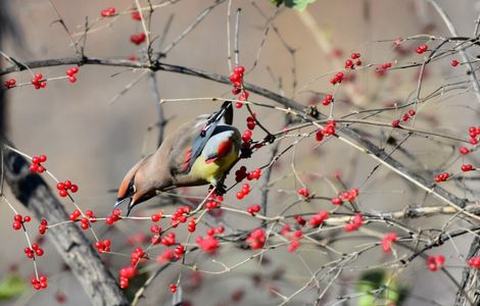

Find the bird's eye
[[128, 183, 136, 194]]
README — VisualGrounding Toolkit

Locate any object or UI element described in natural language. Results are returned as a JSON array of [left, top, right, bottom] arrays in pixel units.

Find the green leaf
[[0, 275, 26, 301], [270, 0, 317, 11], [355, 270, 409, 306]]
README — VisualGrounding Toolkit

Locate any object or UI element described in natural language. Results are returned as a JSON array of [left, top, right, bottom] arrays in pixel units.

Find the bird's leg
[[210, 178, 227, 195]]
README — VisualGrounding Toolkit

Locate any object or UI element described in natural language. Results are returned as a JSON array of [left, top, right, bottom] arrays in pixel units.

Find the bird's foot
[[240, 147, 252, 159], [212, 183, 227, 195]]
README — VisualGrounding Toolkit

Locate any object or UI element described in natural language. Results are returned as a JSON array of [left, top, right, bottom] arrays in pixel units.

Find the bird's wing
[[168, 115, 209, 175]]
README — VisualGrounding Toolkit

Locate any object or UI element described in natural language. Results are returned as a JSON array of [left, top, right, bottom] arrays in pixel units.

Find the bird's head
[[115, 159, 156, 216]]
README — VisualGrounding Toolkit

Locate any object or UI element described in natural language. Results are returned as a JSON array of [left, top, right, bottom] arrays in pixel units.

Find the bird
[[115, 101, 241, 216]]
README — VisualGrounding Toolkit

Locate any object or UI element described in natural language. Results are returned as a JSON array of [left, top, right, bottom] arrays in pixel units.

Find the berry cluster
[[468, 256, 480, 269], [196, 234, 219, 253], [95, 239, 111, 253], [31, 275, 48, 291], [426, 255, 445, 271], [247, 168, 262, 180], [229, 66, 249, 108], [206, 194, 224, 210], [309, 211, 329, 228], [29, 154, 47, 173], [66, 67, 79, 83], [287, 230, 302, 252], [247, 204, 261, 215], [294, 215, 306, 226], [80, 218, 90, 230], [160, 232, 176, 246], [130, 247, 146, 266], [12, 214, 31, 230], [247, 228, 265, 249], [150, 224, 162, 244], [401, 109, 416, 122], [315, 120, 337, 142], [344, 213, 363, 232], [381, 232, 398, 253], [24, 243, 44, 259], [57, 180, 78, 197], [31, 73, 46, 90], [330, 71, 345, 85], [321, 94, 333, 106], [467, 126, 480, 145], [331, 188, 359, 206], [106, 208, 122, 225], [375, 62, 393, 77], [416, 44, 428, 54], [391, 119, 401, 128], [119, 266, 136, 289], [297, 187, 310, 198], [235, 166, 248, 182], [69, 209, 81, 221], [434, 172, 450, 183], [235, 180, 254, 197], [171, 206, 191, 227], [130, 33, 146, 45], [79, 210, 96, 230], [4, 78, 16, 89], [245, 115, 256, 131], [100, 7, 117, 17], [38, 219, 48, 235], [344, 52, 362, 69], [461, 163, 474, 172]]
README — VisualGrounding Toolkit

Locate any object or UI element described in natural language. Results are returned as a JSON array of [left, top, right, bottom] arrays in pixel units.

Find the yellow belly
[[190, 148, 238, 184]]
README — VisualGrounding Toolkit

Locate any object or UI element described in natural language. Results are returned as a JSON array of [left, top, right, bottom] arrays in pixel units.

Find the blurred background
[[1, 0, 480, 305]]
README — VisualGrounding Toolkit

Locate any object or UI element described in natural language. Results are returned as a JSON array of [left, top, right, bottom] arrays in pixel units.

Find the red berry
[[70, 184, 79, 193], [68, 76, 77, 83], [131, 11, 142, 21], [130, 33, 146, 45], [459, 146, 470, 155], [461, 164, 474, 172], [101, 7, 116, 17], [234, 66, 245, 74]]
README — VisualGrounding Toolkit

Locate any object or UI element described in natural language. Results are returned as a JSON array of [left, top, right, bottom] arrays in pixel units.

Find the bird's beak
[[114, 197, 136, 217], [114, 197, 131, 209], [126, 200, 136, 217]]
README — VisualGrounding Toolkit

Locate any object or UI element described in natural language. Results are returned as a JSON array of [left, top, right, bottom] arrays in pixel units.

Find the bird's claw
[[214, 183, 227, 195], [240, 147, 252, 159]]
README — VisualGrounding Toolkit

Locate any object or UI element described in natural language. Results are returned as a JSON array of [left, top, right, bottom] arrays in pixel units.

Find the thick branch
[[1, 145, 128, 306]]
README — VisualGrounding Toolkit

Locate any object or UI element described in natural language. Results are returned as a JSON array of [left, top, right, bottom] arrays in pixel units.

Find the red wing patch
[[217, 140, 233, 158], [181, 147, 192, 172], [205, 140, 233, 164]]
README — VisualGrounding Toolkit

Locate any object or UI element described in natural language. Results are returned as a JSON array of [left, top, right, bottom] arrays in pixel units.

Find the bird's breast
[[189, 144, 238, 183]]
